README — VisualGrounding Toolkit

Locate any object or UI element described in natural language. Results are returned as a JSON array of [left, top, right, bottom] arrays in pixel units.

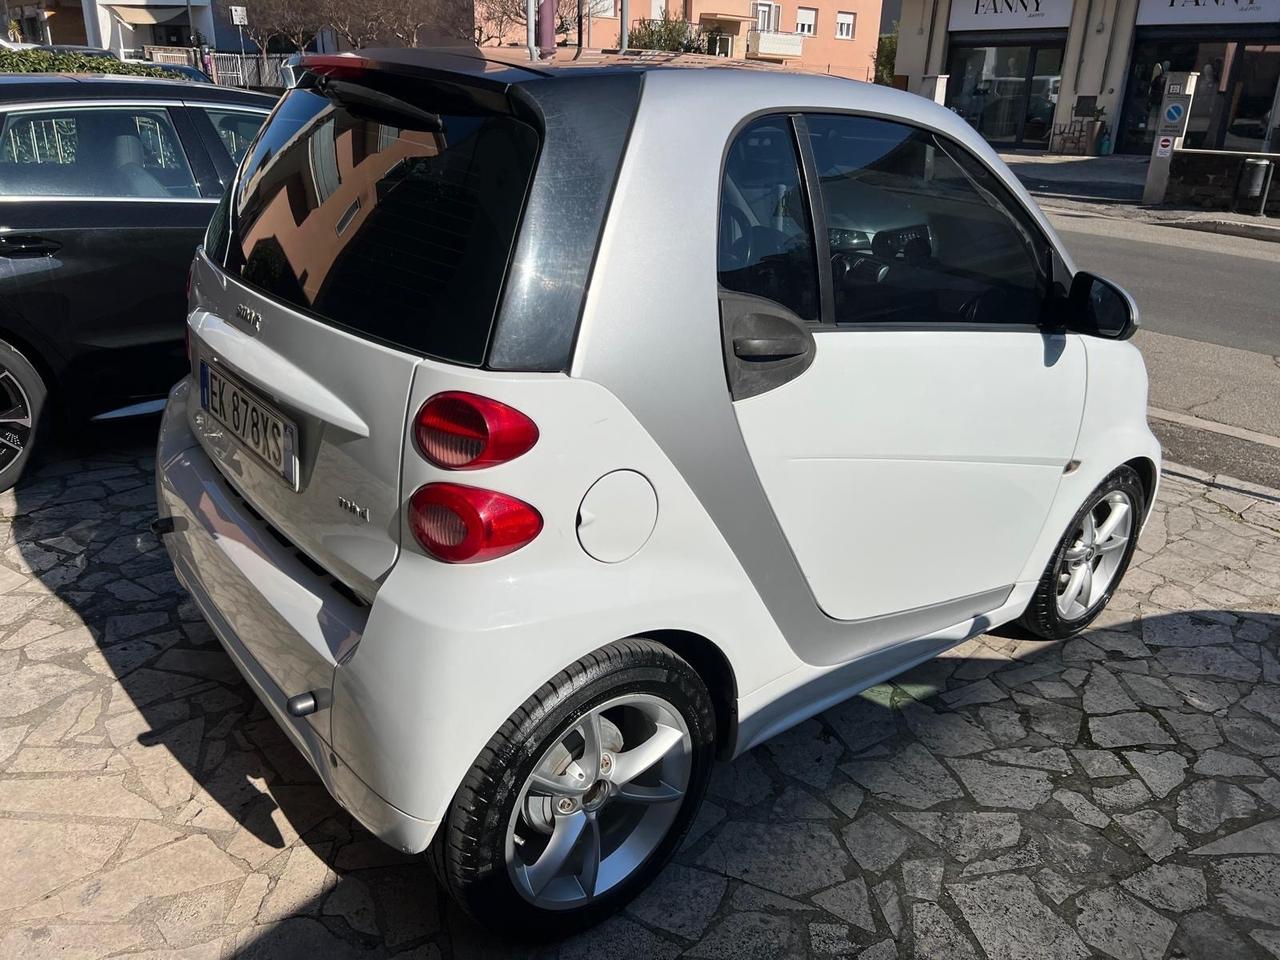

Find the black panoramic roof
[[0, 73, 277, 106]]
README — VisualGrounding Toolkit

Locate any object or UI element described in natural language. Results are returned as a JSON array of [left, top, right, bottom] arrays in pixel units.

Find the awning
[[699, 12, 756, 21], [108, 5, 187, 25]]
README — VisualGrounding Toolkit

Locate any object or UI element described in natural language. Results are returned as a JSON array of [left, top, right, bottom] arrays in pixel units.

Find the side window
[[0, 106, 199, 199], [201, 108, 266, 165], [804, 114, 1051, 327], [718, 116, 820, 322]]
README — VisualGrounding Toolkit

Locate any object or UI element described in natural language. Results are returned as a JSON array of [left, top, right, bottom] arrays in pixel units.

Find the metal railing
[[141, 45, 290, 89]]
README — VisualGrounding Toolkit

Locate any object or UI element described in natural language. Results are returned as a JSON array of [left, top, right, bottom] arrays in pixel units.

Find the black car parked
[[0, 74, 274, 488]]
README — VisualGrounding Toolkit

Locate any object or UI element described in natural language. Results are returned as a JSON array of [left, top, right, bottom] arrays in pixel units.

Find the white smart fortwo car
[[155, 48, 1159, 936]]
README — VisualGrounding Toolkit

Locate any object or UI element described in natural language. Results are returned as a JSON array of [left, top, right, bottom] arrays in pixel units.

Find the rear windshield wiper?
[[317, 77, 443, 133]]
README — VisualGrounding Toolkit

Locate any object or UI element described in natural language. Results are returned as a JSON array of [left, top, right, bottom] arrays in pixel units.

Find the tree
[[874, 21, 898, 86], [225, 0, 322, 53], [474, 0, 582, 47], [273, 0, 324, 50], [320, 0, 386, 47], [379, 0, 474, 46]]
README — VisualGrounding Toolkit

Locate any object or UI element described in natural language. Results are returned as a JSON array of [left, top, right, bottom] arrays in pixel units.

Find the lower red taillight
[[408, 483, 542, 563]]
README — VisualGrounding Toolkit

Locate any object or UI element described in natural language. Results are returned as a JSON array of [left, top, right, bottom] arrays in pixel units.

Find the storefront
[[940, 1, 1072, 146], [896, 0, 1280, 155], [1117, 0, 1280, 154]]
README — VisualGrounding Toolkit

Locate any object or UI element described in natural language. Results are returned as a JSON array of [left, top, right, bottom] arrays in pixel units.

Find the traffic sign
[[230, 5, 248, 25], [1164, 102, 1184, 124], [1156, 136, 1173, 158]]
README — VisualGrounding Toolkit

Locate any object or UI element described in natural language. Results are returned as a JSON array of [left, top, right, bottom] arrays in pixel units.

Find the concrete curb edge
[[1164, 460, 1280, 504]]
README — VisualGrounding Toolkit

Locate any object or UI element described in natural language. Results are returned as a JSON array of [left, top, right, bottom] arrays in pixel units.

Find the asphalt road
[[1047, 207, 1280, 489], [1052, 211, 1280, 356]]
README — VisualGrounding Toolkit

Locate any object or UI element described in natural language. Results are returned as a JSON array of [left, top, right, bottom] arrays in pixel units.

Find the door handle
[[733, 335, 808, 361], [0, 235, 61, 257]]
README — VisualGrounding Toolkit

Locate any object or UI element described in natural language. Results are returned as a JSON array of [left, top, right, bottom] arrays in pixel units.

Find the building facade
[[895, 0, 1280, 153], [488, 0, 883, 81], [8, 0, 247, 58]]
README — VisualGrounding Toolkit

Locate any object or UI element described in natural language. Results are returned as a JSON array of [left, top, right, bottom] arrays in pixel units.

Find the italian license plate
[[200, 361, 299, 489]]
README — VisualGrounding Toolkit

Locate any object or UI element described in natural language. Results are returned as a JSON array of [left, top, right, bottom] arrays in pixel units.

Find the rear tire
[[1019, 465, 1145, 640], [431, 638, 716, 940], [0, 340, 46, 492]]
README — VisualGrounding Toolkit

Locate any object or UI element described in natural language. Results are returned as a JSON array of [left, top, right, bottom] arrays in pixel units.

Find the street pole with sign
[[1142, 72, 1197, 206], [230, 5, 248, 85]]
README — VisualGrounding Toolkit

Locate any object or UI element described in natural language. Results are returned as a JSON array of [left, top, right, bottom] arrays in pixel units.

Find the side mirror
[[1065, 272, 1139, 340]]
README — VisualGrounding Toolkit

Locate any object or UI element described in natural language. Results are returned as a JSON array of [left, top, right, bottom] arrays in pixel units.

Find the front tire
[[1019, 465, 1145, 640], [0, 340, 46, 492], [432, 638, 716, 939]]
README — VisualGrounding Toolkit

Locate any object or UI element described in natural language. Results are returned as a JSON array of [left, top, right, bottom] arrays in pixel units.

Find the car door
[[0, 100, 220, 421], [720, 113, 1086, 628]]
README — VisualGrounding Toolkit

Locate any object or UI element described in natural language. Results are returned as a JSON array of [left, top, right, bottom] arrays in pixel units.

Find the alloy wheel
[[0, 368, 33, 472], [1055, 489, 1135, 620], [505, 693, 692, 910]]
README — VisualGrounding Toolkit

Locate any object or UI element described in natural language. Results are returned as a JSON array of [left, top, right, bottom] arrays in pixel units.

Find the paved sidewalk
[[2, 450, 1280, 959], [998, 152, 1280, 244]]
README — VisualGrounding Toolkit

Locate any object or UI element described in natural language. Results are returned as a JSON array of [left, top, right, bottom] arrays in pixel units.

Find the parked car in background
[[156, 50, 1159, 937], [0, 39, 39, 51], [126, 61, 214, 83], [0, 74, 272, 488], [42, 45, 118, 59]]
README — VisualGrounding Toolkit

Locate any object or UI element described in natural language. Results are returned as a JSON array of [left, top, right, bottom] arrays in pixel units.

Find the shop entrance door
[[946, 40, 1065, 148]]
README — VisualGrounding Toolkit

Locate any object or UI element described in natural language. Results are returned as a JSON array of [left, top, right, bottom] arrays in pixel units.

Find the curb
[[1160, 218, 1280, 245], [1164, 460, 1280, 504], [1030, 193, 1280, 244]]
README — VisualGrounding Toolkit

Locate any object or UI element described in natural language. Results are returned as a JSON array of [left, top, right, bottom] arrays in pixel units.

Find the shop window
[[1119, 40, 1280, 154]]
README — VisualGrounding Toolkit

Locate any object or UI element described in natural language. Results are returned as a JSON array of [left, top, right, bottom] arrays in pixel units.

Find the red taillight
[[415, 392, 539, 470], [408, 483, 542, 563], [300, 54, 370, 79]]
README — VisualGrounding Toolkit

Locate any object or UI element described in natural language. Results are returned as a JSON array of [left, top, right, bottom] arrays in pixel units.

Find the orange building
[[484, 0, 883, 82]]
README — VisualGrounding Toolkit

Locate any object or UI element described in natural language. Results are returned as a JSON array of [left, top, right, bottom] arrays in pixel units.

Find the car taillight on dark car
[[408, 483, 543, 563], [414, 391, 539, 469]]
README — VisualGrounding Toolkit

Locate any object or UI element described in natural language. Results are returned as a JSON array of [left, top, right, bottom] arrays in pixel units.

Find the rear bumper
[[155, 379, 438, 853]]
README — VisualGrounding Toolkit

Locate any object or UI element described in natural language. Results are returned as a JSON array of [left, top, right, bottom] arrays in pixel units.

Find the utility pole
[[619, 0, 628, 50], [526, 0, 535, 59]]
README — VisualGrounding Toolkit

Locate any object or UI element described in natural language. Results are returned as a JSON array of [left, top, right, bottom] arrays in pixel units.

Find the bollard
[[1232, 159, 1274, 217]]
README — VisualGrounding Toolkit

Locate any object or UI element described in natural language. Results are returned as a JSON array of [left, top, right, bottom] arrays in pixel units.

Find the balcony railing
[[746, 29, 804, 60]]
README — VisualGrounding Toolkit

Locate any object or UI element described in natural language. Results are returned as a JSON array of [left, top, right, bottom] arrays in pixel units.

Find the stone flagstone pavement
[[2, 445, 1280, 959]]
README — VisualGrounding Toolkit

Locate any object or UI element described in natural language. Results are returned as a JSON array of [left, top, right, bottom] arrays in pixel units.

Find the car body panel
[[732, 329, 1087, 624], [188, 252, 419, 600], [573, 67, 1098, 668]]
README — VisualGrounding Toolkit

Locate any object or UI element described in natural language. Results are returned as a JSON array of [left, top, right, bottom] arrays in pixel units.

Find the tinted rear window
[[223, 81, 539, 365]]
